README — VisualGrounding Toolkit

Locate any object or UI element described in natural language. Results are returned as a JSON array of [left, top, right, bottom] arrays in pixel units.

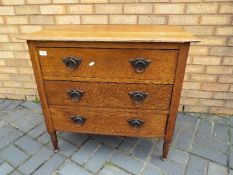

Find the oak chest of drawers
[[21, 25, 198, 160]]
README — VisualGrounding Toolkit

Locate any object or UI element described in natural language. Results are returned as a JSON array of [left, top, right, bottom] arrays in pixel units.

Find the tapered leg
[[162, 140, 170, 161], [50, 131, 59, 153]]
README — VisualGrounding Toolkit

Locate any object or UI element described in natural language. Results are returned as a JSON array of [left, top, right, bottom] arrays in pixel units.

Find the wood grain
[[44, 80, 173, 111], [50, 106, 167, 137], [19, 25, 199, 43], [35, 41, 181, 50], [27, 41, 55, 134], [39, 48, 178, 84], [163, 42, 190, 159]]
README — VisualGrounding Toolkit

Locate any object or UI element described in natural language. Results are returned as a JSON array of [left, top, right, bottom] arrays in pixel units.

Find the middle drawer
[[44, 81, 173, 112]]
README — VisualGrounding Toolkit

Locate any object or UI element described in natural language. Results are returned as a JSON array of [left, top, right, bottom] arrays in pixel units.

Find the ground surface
[[0, 99, 232, 175]]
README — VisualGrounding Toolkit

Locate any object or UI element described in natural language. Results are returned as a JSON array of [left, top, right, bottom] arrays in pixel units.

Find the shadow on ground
[[0, 99, 231, 175]]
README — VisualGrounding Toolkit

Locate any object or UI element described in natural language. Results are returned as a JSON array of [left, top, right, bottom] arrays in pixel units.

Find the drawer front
[[45, 81, 173, 111], [50, 106, 167, 137], [38, 48, 178, 83]]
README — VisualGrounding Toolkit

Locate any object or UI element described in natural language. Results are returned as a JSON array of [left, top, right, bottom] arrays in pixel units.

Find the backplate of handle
[[70, 116, 86, 126], [128, 91, 148, 103], [63, 56, 81, 71], [129, 58, 151, 73], [128, 119, 145, 129], [67, 89, 85, 101]]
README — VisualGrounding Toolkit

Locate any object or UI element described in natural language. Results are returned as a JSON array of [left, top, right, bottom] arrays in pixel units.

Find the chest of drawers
[[21, 25, 198, 160]]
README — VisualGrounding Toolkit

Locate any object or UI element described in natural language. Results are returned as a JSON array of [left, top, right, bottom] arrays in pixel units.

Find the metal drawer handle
[[67, 89, 84, 101], [70, 116, 86, 126], [129, 58, 151, 73], [63, 56, 81, 71], [128, 119, 144, 129], [128, 91, 148, 103]]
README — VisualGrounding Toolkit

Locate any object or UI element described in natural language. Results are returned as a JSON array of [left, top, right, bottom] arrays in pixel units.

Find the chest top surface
[[19, 25, 199, 43]]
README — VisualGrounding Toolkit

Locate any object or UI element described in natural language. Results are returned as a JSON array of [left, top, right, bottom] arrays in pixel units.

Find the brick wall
[[0, 0, 232, 115]]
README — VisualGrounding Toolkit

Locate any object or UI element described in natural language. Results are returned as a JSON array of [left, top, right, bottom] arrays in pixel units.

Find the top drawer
[[38, 48, 178, 84]]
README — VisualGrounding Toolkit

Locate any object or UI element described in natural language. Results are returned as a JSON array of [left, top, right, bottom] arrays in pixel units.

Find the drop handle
[[128, 119, 145, 129], [70, 116, 86, 126], [63, 56, 81, 71], [67, 89, 85, 101], [128, 91, 148, 103], [129, 58, 151, 73]]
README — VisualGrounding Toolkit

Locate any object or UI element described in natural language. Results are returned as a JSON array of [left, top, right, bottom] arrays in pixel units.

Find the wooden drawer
[[50, 106, 167, 137], [45, 80, 173, 112], [38, 48, 178, 84]]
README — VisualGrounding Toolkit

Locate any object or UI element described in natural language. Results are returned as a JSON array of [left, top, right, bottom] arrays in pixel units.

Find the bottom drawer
[[50, 106, 167, 137]]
